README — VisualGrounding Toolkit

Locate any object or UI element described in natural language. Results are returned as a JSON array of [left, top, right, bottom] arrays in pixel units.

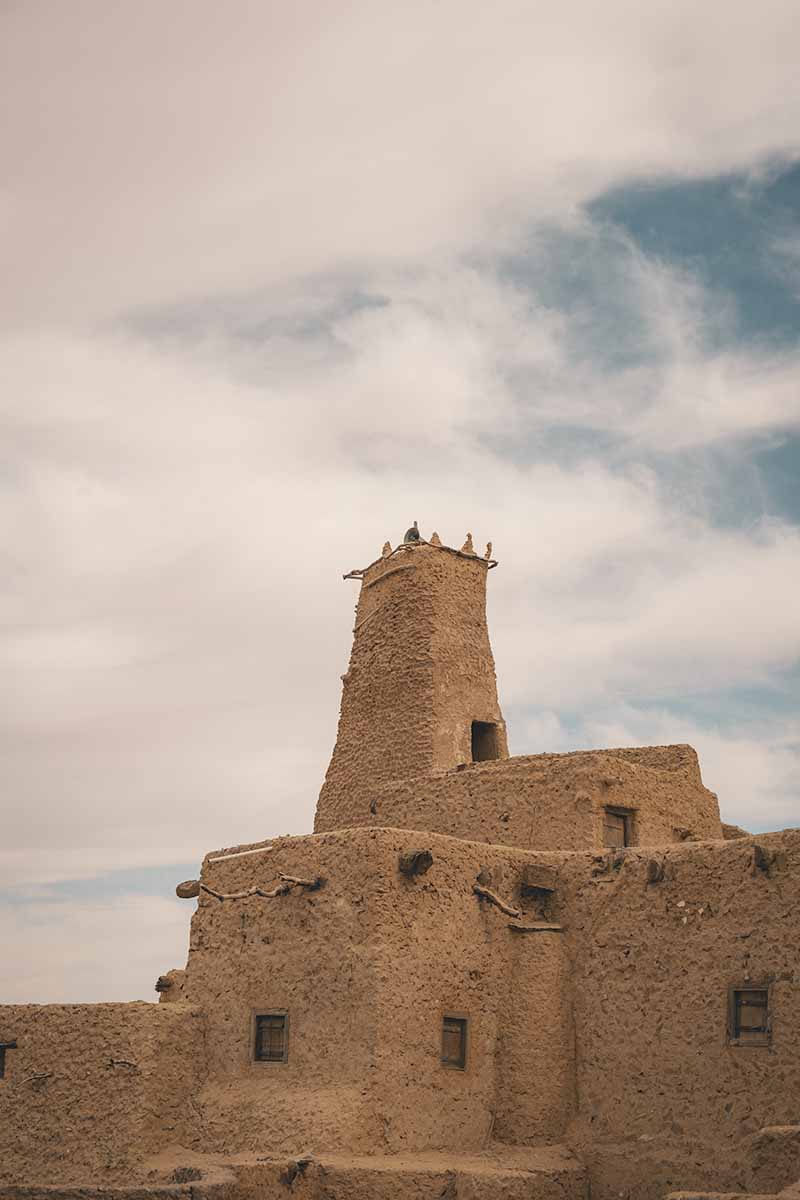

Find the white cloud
[[2, 1, 800, 326], [0, 894, 189, 1004]]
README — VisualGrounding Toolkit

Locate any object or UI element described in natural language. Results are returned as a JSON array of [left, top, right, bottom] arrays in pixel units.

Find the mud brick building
[[1, 529, 798, 1200]]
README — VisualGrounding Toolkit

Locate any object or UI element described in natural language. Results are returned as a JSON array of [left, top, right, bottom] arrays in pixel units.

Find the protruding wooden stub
[[474, 883, 521, 919], [398, 848, 433, 876], [176, 879, 201, 899]]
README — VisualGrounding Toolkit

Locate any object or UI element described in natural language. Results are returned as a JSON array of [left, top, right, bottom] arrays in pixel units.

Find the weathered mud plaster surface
[[0, 1004, 205, 1186], [0, 1146, 588, 1200], [321, 745, 721, 849], [562, 830, 800, 1199], [182, 827, 575, 1156], [316, 543, 507, 829]]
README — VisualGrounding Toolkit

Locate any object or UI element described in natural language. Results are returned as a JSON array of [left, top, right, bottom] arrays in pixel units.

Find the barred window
[[729, 987, 770, 1047], [441, 1016, 467, 1070], [254, 1012, 288, 1063]]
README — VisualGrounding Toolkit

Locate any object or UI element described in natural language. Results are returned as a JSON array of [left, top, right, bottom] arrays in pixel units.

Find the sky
[[1, 0, 799, 1003]]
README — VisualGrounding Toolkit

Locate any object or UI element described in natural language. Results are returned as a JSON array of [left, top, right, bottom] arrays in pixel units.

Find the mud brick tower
[[317, 535, 508, 829], [1, 526, 798, 1200]]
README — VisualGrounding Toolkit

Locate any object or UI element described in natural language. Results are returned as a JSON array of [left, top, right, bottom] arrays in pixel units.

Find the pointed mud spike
[[381, 541, 392, 557], [429, 531, 442, 546], [484, 541, 493, 559], [461, 532, 475, 555]]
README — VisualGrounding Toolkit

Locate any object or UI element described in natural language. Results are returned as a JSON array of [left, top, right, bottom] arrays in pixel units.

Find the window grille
[[254, 1013, 288, 1063], [441, 1016, 467, 1069], [729, 987, 770, 1046]]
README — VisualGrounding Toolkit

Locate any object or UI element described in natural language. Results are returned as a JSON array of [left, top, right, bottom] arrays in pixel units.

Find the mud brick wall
[[320, 746, 721, 851], [563, 830, 800, 1200], [0, 1003, 206, 1186], [181, 828, 575, 1157]]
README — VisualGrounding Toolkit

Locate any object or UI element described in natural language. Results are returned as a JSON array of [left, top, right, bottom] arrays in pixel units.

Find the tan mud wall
[[427, 547, 507, 773], [3, 828, 796, 1196], [0, 1003, 206, 1186], [317, 746, 721, 851], [183, 835, 385, 1156], [227, 1149, 587, 1200], [564, 830, 800, 1200], [365, 834, 573, 1152], [183, 829, 573, 1158], [316, 543, 507, 831], [494, 926, 574, 1143]]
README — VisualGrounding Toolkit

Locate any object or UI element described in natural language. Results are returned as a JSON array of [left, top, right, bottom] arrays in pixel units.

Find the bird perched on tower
[[404, 521, 420, 543]]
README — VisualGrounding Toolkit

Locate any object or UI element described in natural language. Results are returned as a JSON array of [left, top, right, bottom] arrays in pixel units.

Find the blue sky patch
[[587, 161, 800, 349]]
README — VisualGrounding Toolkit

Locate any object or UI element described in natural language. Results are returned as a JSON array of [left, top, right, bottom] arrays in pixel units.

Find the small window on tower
[[471, 721, 500, 762], [253, 1012, 288, 1063], [441, 1015, 468, 1069], [728, 986, 770, 1047]]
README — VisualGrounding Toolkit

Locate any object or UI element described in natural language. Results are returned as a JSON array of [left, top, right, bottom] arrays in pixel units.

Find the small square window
[[729, 986, 770, 1047], [603, 808, 634, 848], [254, 1012, 288, 1063], [441, 1016, 467, 1070]]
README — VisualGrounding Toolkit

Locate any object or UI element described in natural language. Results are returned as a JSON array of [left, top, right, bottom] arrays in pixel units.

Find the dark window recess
[[441, 1016, 467, 1069], [729, 987, 770, 1046], [0, 1041, 17, 1080], [471, 722, 500, 762], [603, 808, 634, 849], [254, 1013, 288, 1063]]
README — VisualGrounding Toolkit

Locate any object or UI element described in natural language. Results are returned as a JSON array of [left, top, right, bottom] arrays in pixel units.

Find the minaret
[[314, 527, 508, 832]]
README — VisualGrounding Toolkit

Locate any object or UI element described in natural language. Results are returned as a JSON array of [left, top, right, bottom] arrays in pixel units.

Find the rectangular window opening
[[729, 987, 770, 1047], [0, 1042, 16, 1081], [253, 1012, 288, 1063], [441, 1015, 468, 1070], [471, 721, 500, 763], [603, 807, 634, 849]]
